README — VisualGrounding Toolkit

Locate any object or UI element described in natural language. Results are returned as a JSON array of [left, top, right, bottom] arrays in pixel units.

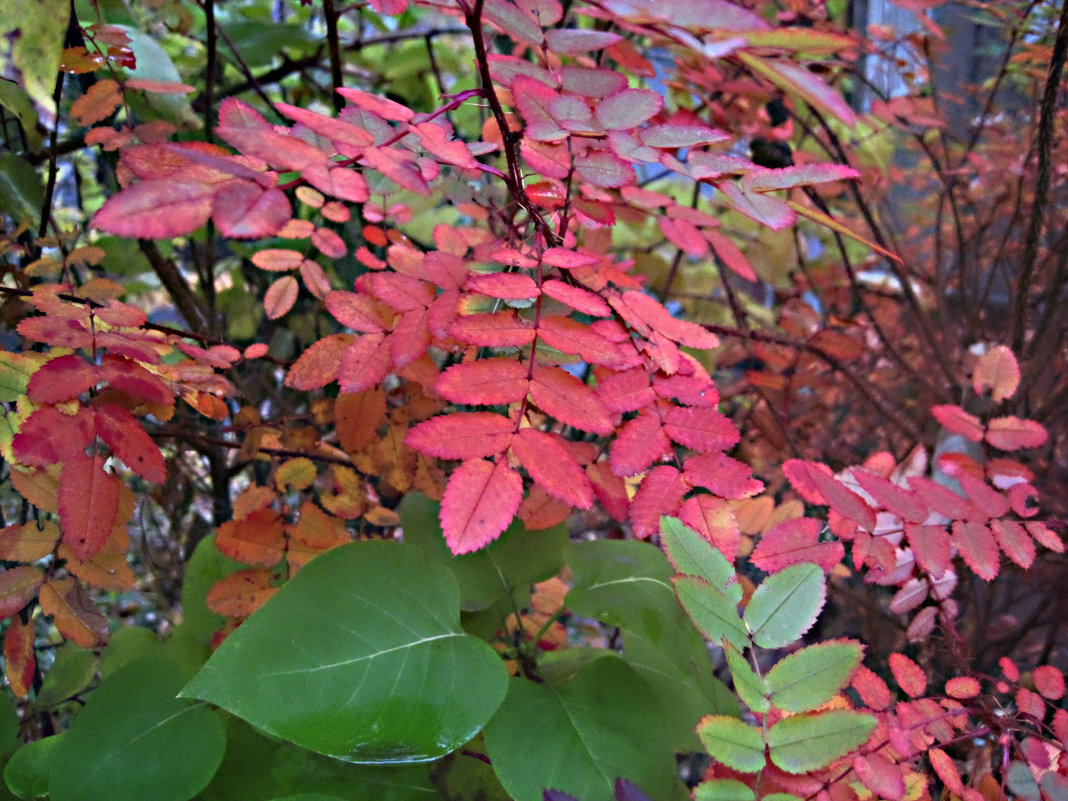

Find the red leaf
[[854, 753, 905, 801], [952, 521, 1000, 581], [311, 226, 347, 258], [889, 652, 927, 697], [595, 367, 655, 413], [906, 476, 970, 520], [683, 452, 763, 499], [706, 231, 756, 281], [852, 665, 892, 710], [786, 460, 876, 531], [449, 312, 535, 347], [1033, 665, 1065, 700], [662, 406, 739, 451], [944, 677, 981, 699], [264, 275, 299, 319], [212, 181, 290, 239], [406, 412, 515, 460], [741, 163, 860, 193], [529, 366, 613, 434], [440, 458, 523, 554], [611, 290, 718, 349], [59, 454, 121, 560], [337, 86, 414, 122], [594, 88, 662, 130], [610, 408, 671, 476], [659, 217, 707, 257], [541, 279, 611, 316], [303, 165, 370, 203], [653, 372, 719, 407], [1026, 521, 1063, 553], [715, 182, 796, 230], [511, 429, 593, 509], [325, 291, 388, 332], [628, 465, 687, 539], [275, 101, 374, 150], [336, 333, 391, 394], [956, 474, 1010, 519], [574, 150, 634, 189], [285, 333, 352, 390], [751, 517, 844, 573], [435, 358, 529, 405], [991, 520, 1036, 569], [4, 617, 35, 697], [94, 402, 166, 483], [13, 406, 95, 467], [99, 355, 172, 406], [27, 354, 98, 403], [852, 470, 927, 523], [985, 416, 1048, 451], [92, 181, 214, 238], [0, 566, 44, 621], [538, 316, 629, 367], [541, 248, 600, 269], [466, 272, 539, 300], [904, 523, 953, 578], [586, 461, 629, 522], [931, 404, 984, 442], [928, 749, 964, 796], [737, 53, 856, 127], [544, 28, 622, 55], [678, 495, 739, 560]]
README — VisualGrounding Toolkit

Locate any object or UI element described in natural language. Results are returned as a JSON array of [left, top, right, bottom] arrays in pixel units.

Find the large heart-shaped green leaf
[[181, 541, 508, 764], [48, 656, 225, 801], [484, 656, 675, 801]]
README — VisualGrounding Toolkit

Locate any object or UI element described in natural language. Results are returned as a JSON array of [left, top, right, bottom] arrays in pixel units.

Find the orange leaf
[[206, 568, 279, 618], [440, 458, 523, 554], [264, 275, 300, 319], [59, 541, 136, 592], [888, 652, 927, 697], [4, 617, 35, 698], [335, 389, 386, 453], [678, 495, 739, 560], [0, 519, 61, 562], [39, 577, 108, 648], [71, 79, 122, 126], [215, 507, 287, 567], [59, 454, 122, 560], [972, 345, 1020, 402]]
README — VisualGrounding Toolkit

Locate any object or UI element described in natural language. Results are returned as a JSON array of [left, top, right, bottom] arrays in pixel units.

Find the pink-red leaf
[[991, 520, 1036, 569], [435, 358, 529, 405], [854, 753, 905, 801], [264, 275, 300, 319], [440, 458, 523, 554], [544, 28, 622, 56], [741, 163, 860, 193], [751, 517, 844, 573], [931, 404, 984, 442], [449, 312, 535, 347], [541, 279, 611, 316], [610, 408, 671, 476], [928, 749, 964, 796], [511, 428, 593, 509], [338, 333, 391, 393], [678, 495, 740, 560], [904, 523, 953, 578], [285, 333, 351, 390], [985, 417, 1048, 450], [852, 470, 927, 523], [0, 566, 43, 622], [972, 345, 1020, 402], [786, 460, 877, 530], [952, 520, 1000, 581], [888, 652, 927, 698], [662, 406, 739, 451], [92, 181, 213, 238], [594, 88, 663, 130], [406, 412, 515, 460], [13, 406, 95, 467], [59, 454, 121, 560], [211, 182, 291, 239], [1033, 665, 1065, 700], [628, 465, 687, 539], [683, 452, 763, 499], [529, 366, 613, 434], [466, 272, 539, 300], [94, 402, 166, 483]]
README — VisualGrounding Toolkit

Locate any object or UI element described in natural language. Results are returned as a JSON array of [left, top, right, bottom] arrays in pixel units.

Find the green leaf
[[0, 352, 36, 403], [766, 710, 876, 774], [48, 656, 226, 801], [743, 563, 826, 649], [181, 541, 508, 764], [199, 716, 440, 801], [660, 516, 737, 587], [0, 80, 42, 152], [484, 657, 675, 801], [264, 795, 350, 801], [401, 493, 567, 612], [35, 643, 96, 707], [674, 576, 749, 650], [693, 779, 755, 801], [623, 632, 736, 750], [0, 0, 69, 116], [723, 643, 768, 713], [5, 735, 63, 800], [696, 715, 766, 773], [0, 154, 43, 225], [764, 641, 863, 712]]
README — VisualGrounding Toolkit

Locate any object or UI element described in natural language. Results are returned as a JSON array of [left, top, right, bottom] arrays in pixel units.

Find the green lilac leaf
[[181, 541, 508, 764]]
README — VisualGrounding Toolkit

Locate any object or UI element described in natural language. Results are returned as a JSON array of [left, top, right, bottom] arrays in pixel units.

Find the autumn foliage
[[0, 0, 1065, 800]]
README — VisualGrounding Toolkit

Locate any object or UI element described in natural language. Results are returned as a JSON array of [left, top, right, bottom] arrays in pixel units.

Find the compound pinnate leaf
[[724, 642, 769, 713], [49, 656, 225, 801], [696, 715, 765, 773], [182, 541, 508, 763], [767, 710, 876, 774], [674, 576, 748, 651], [660, 516, 736, 587], [764, 640, 863, 712], [743, 562, 825, 649], [440, 457, 523, 554], [485, 656, 674, 801], [693, 779, 756, 801]]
